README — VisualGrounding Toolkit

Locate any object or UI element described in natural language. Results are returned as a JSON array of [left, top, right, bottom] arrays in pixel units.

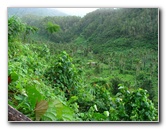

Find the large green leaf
[[62, 106, 74, 121], [41, 101, 58, 121], [53, 99, 64, 120], [41, 99, 74, 121], [26, 86, 43, 109], [41, 99, 62, 121], [10, 72, 19, 81], [42, 110, 57, 121]]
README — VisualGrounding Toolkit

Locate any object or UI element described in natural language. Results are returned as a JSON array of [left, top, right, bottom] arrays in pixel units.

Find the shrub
[[45, 51, 80, 99]]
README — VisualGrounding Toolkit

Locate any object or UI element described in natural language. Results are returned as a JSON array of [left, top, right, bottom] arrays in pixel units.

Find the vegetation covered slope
[[8, 8, 68, 17], [8, 8, 158, 121], [79, 8, 158, 42], [16, 8, 158, 51]]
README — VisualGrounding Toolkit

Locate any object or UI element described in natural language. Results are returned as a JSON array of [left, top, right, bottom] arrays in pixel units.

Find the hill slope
[[25, 8, 158, 51], [78, 8, 158, 44], [8, 8, 68, 17]]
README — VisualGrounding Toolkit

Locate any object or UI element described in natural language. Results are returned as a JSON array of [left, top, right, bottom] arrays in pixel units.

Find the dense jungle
[[8, 8, 159, 121]]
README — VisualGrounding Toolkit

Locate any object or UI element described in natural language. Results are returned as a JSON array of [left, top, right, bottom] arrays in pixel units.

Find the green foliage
[[110, 77, 123, 95], [8, 8, 158, 121], [79, 8, 158, 47], [136, 71, 156, 101], [26, 86, 43, 109], [10, 72, 19, 82], [20, 16, 81, 43], [23, 25, 38, 41], [8, 40, 158, 121], [8, 16, 39, 42], [115, 85, 158, 121], [8, 16, 25, 41], [41, 99, 74, 121], [46, 21, 60, 34], [45, 51, 81, 99]]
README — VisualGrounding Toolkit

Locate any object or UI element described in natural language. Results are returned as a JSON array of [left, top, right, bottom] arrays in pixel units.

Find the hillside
[[17, 8, 158, 51], [8, 8, 68, 17], [76, 8, 158, 51], [8, 8, 158, 121]]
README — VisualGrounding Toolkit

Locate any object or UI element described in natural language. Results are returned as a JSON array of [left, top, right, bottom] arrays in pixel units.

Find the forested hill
[[74, 8, 158, 52], [8, 8, 68, 17], [79, 8, 158, 43], [10, 8, 158, 51]]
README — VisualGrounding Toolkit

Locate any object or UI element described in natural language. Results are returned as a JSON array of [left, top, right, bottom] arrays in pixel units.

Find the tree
[[45, 21, 60, 41], [8, 16, 25, 41], [23, 25, 38, 42], [46, 21, 60, 34]]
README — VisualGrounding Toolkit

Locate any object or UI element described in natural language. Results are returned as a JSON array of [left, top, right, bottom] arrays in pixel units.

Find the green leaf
[[16, 83, 23, 91], [104, 111, 109, 117], [92, 113, 107, 121], [26, 86, 43, 109], [42, 99, 74, 121], [62, 106, 74, 121], [45, 99, 63, 120], [136, 92, 142, 97], [14, 94, 24, 101], [33, 80, 41, 85], [11, 72, 19, 81], [79, 113, 84, 117], [94, 104, 98, 111], [42, 111, 57, 121], [118, 86, 124, 89], [68, 96, 78, 104]]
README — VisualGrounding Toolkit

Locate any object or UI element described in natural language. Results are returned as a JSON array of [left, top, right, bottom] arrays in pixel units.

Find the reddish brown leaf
[[34, 100, 48, 121]]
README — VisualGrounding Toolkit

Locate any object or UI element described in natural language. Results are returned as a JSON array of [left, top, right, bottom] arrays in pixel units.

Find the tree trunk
[[8, 104, 32, 121]]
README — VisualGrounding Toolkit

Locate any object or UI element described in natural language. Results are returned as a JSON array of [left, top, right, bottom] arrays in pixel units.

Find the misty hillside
[[8, 8, 68, 17]]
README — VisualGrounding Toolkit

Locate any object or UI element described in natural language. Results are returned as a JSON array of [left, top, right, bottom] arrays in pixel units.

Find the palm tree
[[46, 21, 60, 41]]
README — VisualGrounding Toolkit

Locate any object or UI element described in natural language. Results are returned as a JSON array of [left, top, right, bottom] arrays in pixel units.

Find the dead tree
[[8, 104, 32, 121]]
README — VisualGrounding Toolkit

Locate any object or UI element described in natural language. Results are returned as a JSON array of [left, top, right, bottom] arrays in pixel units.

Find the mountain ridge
[[8, 8, 68, 17]]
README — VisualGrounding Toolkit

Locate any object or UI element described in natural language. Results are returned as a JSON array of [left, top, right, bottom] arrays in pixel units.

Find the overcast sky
[[53, 8, 99, 17]]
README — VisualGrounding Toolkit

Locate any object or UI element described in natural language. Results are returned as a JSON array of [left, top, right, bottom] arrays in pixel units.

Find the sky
[[53, 8, 99, 17]]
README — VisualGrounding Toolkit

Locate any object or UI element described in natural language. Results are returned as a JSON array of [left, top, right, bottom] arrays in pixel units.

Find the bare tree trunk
[[8, 105, 32, 121]]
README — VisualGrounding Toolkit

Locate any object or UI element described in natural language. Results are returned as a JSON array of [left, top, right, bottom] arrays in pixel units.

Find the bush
[[8, 16, 25, 41], [44, 51, 81, 99], [111, 85, 158, 121], [110, 77, 123, 95]]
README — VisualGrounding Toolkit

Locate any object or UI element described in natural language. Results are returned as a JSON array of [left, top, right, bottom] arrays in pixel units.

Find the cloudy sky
[[53, 8, 99, 17]]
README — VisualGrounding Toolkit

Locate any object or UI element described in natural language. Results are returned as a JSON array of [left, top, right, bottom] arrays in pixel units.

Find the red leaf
[[8, 76, 12, 84]]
